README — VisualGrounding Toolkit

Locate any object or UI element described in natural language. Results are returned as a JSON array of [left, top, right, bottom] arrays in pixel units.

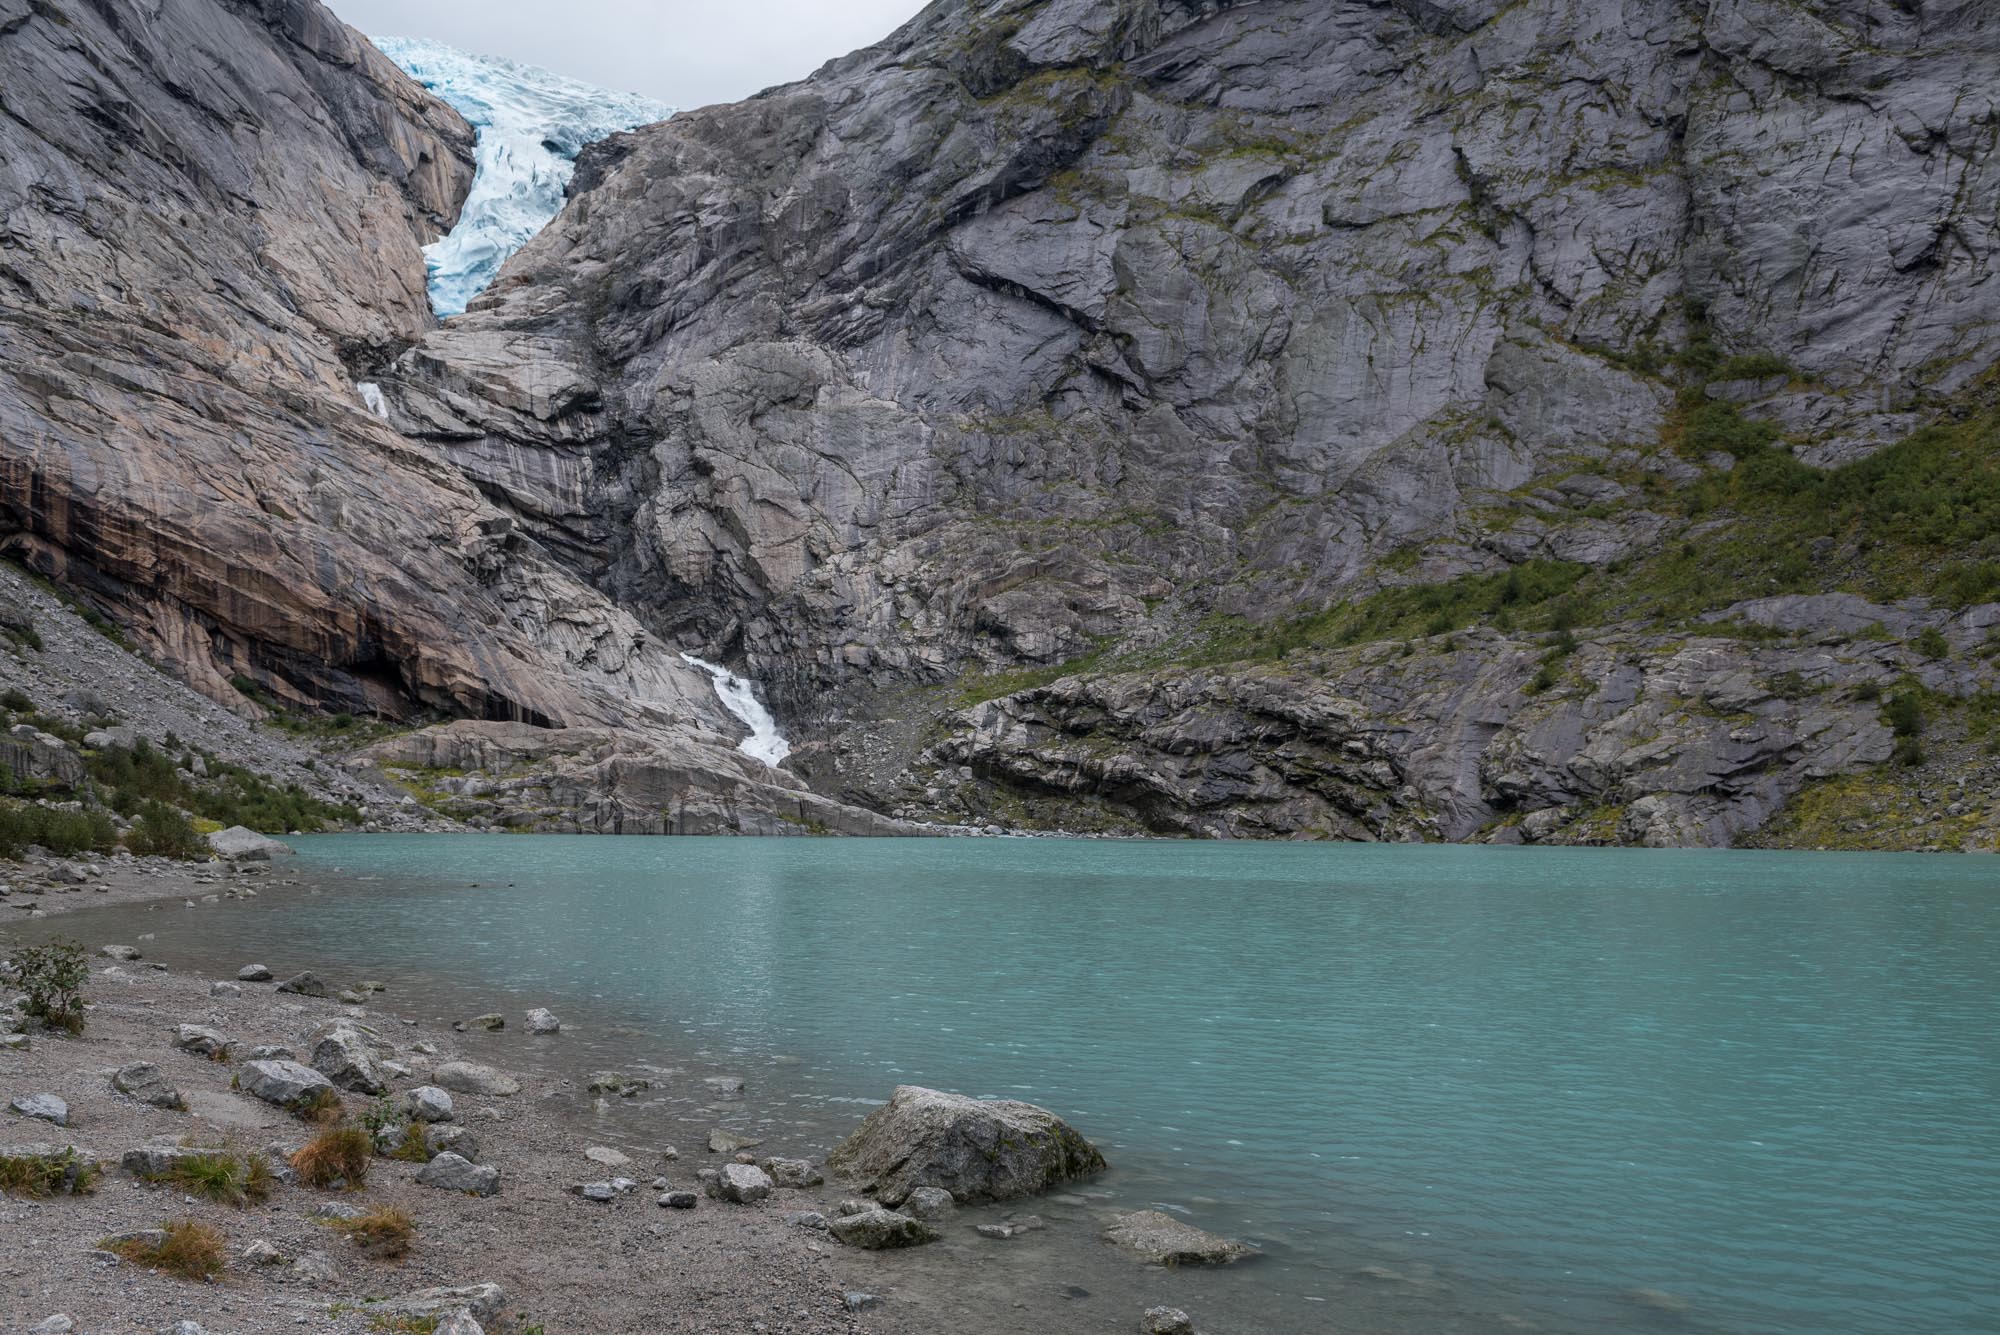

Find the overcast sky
[[327, 1, 928, 110]]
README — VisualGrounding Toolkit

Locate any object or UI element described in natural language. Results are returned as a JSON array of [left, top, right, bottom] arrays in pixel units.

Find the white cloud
[[325, 0, 926, 108]]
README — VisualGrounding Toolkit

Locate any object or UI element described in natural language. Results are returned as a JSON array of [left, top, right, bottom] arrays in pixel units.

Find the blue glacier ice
[[374, 37, 673, 318]]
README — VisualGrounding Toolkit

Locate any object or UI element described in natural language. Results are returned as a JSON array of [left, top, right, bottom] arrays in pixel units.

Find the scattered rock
[[658, 1190, 698, 1209], [585, 1145, 633, 1170], [787, 1210, 829, 1231], [975, 1215, 1046, 1240], [416, 1151, 500, 1196], [434, 1312, 484, 1335], [308, 1021, 386, 1094], [707, 1128, 761, 1154], [434, 1061, 520, 1096], [1, 1033, 28, 1051], [843, 1292, 882, 1312], [122, 1144, 202, 1177], [172, 1024, 229, 1057], [424, 1124, 481, 1161], [110, 1062, 186, 1111], [31, 1316, 74, 1334], [164, 1323, 210, 1335], [237, 964, 273, 982], [1142, 1307, 1196, 1335], [525, 1007, 561, 1034], [1105, 1211, 1255, 1267], [828, 1207, 938, 1250], [903, 1185, 956, 1219], [585, 1071, 648, 1097], [208, 981, 242, 998], [100, 944, 142, 961], [703, 1075, 745, 1099], [275, 970, 327, 997], [828, 1084, 1106, 1206], [380, 1284, 507, 1324], [246, 1044, 295, 1062], [236, 1058, 334, 1110], [291, 1250, 340, 1284], [707, 1162, 773, 1203], [759, 1156, 823, 1188], [405, 1085, 455, 1123], [457, 1013, 504, 1032], [243, 1239, 284, 1265], [9, 1094, 67, 1126]]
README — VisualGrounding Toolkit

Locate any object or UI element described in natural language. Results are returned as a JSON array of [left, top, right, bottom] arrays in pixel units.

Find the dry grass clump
[[329, 1203, 417, 1259], [0, 1148, 98, 1197], [291, 1125, 372, 1189], [293, 1085, 344, 1123], [385, 1122, 434, 1164], [163, 1151, 273, 1206], [108, 1218, 226, 1280]]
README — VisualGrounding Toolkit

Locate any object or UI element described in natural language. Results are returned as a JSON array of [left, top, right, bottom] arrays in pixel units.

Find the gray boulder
[[707, 1162, 773, 1203], [434, 1313, 484, 1335], [100, 944, 142, 961], [827, 1085, 1105, 1206], [404, 1085, 455, 1123], [9, 1093, 67, 1126], [208, 826, 292, 861], [122, 1144, 203, 1178], [275, 971, 328, 997], [433, 1061, 520, 1096], [209, 981, 242, 998], [524, 1007, 561, 1034], [237, 964, 273, 982], [658, 1190, 698, 1209], [416, 1151, 499, 1196], [1105, 1211, 1255, 1267], [237, 1059, 334, 1111], [706, 1128, 760, 1154], [110, 1063, 185, 1111], [903, 1185, 956, 1219], [828, 1207, 938, 1250], [381, 1285, 507, 1325], [1142, 1308, 1196, 1335], [424, 1124, 481, 1162], [308, 1022, 385, 1094]]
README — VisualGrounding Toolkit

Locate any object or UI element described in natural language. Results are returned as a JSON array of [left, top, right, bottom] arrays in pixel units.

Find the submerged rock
[[525, 1007, 561, 1034], [827, 1085, 1105, 1206], [275, 971, 328, 997], [1142, 1308, 1196, 1335], [828, 1207, 938, 1250], [707, 1128, 761, 1154], [1105, 1211, 1255, 1267]]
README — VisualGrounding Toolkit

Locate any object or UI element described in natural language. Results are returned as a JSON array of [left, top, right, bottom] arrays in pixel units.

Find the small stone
[[903, 1185, 956, 1219], [787, 1211, 829, 1231], [173, 1024, 229, 1057], [458, 1013, 504, 1031], [238, 964, 273, 981], [275, 971, 327, 997], [585, 1071, 648, 1097], [209, 981, 242, 998], [834, 1198, 870, 1217], [975, 1214, 1046, 1240], [703, 1075, 746, 1099], [31, 1316, 74, 1334], [416, 1151, 500, 1196], [247, 1044, 296, 1062], [707, 1128, 761, 1154], [405, 1085, 455, 1123], [0, 1033, 28, 1051], [759, 1156, 824, 1188], [585, 1145, 633, 1169], [243, 1239, 284, 1265], [434, 1313, 484, 1335], [707, 1162, 773, 1203], [236, 1059, 332, 1110], [101, 944, 142, 961], [164, 1324, 210, 1335], [312, 1201, 366, 1220], [291, 1249, 340, 1283], [579, 1181, 619, 1203], [111, 1062, 186, 1111], [843, 1292, 882, 1312], [1142, 1308, 1195, 1335], [424, 1124, 481, 1161], [525, 1007, 561, 1034], [9, 1094, 68, 1125], [828, 1207, 938, 1250], [658, 1190, 698, 1209], [1105, 1211, 1255, 1266]]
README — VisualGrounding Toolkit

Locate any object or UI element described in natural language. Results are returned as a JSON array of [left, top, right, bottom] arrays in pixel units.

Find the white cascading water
[[372, 37, 674, 318], [357, 382, 390, 418], [680, 654, 792, 767]]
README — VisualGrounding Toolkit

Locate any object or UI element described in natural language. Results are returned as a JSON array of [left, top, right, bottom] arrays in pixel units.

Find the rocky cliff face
[[0, 0, 903, 833], [5, 1, 1998, 845], [368, 0, 2000, 844]]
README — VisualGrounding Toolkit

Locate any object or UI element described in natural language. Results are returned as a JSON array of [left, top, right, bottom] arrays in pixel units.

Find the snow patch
[[681, 654, 792, 768], [374, 37, 673, 318]]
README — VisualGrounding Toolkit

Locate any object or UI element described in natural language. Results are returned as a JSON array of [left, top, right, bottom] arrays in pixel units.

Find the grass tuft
[[291, 1125, 371, 1189], [109, 1218, 225, 1280], [329, 1204, 417, 1259], [291, 1086, 344, 1124], [0, 1148, 97, 1197], [159, 1151, 273, 1207]]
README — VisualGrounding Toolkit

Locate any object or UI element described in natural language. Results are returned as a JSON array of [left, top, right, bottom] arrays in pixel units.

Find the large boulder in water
[[827, 1085, 1105, 1207], [208, 826, 293, 861], [1105, 1210, 1256, 1267]]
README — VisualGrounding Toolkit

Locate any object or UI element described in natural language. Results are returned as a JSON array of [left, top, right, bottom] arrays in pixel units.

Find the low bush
[[9, 938, 87, 1033], [0, 803, 117, 859], [125, 800, 206, 859], [0, 1147, 97, 1197]]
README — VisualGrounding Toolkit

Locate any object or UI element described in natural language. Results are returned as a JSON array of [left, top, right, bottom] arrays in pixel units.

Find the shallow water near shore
[[30, 837, 2000, 1334]]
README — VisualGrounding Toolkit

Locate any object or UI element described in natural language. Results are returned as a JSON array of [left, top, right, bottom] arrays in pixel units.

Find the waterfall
[[680, 654, 791, 767], [357, 382, 390, 418]]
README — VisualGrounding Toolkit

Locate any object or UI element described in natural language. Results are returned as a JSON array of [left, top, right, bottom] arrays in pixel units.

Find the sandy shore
[[1, 853, 893, 1335]]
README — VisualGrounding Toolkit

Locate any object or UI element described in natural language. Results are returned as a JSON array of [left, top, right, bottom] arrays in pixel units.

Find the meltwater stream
[[680, 653, 792, 766], [33, 840, 2000, 1334]]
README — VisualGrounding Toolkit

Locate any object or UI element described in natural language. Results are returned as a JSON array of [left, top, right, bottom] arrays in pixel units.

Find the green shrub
[[0, 1147, 97, 1197], [0, 802, 117, 858], [1884, 691, 1925, 738], [126, 801, 206, 859], [10, 938, 87, 1033], [0, 688, 32, 712], [1913, 627, 1950, 660]]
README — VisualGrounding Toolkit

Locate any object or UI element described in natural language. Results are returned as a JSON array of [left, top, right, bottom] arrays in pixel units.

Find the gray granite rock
[[828, 1085, 1105, 1207], [416, 1151, 500, 1196]]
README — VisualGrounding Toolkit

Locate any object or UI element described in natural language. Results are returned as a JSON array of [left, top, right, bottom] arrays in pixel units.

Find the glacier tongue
[[681, 654, 793, 768], [374, 37, 673, 318]]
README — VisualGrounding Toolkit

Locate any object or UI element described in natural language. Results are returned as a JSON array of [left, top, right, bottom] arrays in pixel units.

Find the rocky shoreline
[[2, 854, 1236, 1335]]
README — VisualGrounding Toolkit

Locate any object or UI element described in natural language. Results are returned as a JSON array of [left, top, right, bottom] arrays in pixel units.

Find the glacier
[[681, 655, 793, 768], [374, 37, 673, 318]]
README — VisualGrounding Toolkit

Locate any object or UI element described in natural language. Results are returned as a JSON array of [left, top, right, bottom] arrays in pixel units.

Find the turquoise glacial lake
[[59, 837, 2000, 1333]]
